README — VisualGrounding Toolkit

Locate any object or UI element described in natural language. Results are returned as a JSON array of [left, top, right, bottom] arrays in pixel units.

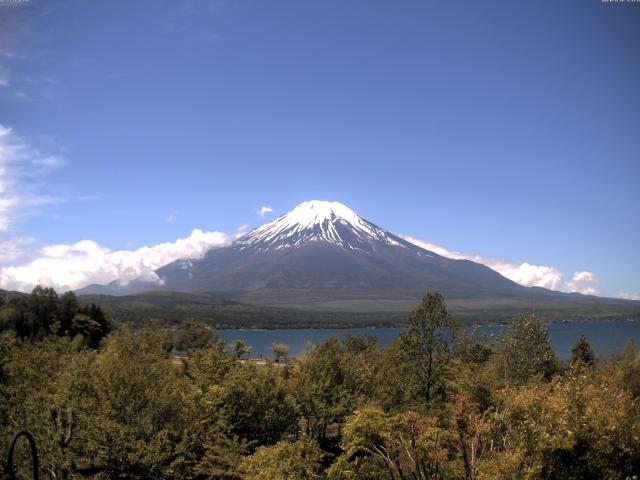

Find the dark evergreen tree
[[79, 303, 111, 342], [57, 291, 79, 335], [9, 301, 30, 339], [402, 291, 458, 404], [69, 313, 103, 348], [27, 285, 59, 338], [571, 335, 595, 367]]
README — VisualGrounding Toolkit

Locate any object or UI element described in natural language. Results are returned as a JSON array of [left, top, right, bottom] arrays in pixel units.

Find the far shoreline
[[214, 316, 640, 331]]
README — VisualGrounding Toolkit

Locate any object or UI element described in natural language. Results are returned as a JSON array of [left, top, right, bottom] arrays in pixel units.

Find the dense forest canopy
[[0, 290, 639, 479], [0, 287, 110, 348]]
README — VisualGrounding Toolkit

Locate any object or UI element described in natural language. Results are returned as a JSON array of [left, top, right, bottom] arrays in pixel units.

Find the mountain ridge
[[76, 200, 639, 324]]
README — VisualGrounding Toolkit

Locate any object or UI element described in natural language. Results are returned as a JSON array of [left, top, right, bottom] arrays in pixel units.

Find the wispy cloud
[[0, 50, 25, 61], [403, 236, 599, 294], [257, 206, 274, 217], [0, 124, 236, 292], [0, 124, 63, 231], [0, 44, 13, 87], [235, 224, 250, 238], [0, 69, 9, 88], [0, 4, 65, 101], [0, 39, 63, 101], [0, 236, 35, 263], [618, 292, 640, 301], [0, 229, 232, 292]]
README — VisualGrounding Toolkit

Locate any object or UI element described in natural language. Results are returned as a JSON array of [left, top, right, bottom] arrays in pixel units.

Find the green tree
[[83, 303, 111, 339], [491, 369, 640, 479], [230, 339, 251, 359], [373, 337, 425, 410], [57, 291, 79, 335], [182, 341, 250, 479], [0, 332, 79, 478], [212, 362, 297, 445], [0, 287, 109, 346], [56, 325, 200, 479], [611, 339, 640, 398], [453, 327, 495, 365], [240, 438, 324, 480], [571, 335, 595, 367], [499, 313, 556, 384], [69, 313, 103, 348], [184, 340, 236, 393], [194, 431, 250, 480], [290, 336, 374, 440], [329, 407, 456, 480], [174, 320, 213, 352], [27, 285, 59, 338], [401, 291, 458, 405]]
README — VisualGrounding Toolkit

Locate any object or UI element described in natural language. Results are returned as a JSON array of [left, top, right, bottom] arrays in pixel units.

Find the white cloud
[[0, 229, 232, 293], [258, 206, 274, 217], [403, 236, 598, 294], [618, 292, 640, 301], [235, 224, 250, 238], [0, 124, 62, 231], [403, 236, 564, 290], [493, 261, 565, 291], [563, 271, 599, 295], [571, 271, 597, 283]]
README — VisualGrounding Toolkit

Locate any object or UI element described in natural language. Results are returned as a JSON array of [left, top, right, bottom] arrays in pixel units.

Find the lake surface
[[218, 320, 640, 359]]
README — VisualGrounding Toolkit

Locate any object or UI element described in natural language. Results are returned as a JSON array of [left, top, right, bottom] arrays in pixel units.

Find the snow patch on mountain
[[237, 200, 404, 251]]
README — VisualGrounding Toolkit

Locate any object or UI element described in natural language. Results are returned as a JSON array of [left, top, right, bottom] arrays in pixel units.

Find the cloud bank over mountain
[[0, 128, 615, 299], [0, 217, 602, 296], [402, 236, 599, 295], [0, 229, 231, 292]]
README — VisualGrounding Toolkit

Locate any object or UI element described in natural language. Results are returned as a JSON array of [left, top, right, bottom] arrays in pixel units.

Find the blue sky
[[0, 0, 638, 297]]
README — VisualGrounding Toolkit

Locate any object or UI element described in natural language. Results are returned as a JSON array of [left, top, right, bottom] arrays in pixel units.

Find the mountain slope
[[78, 200, 639, 322], [154, 200, 527, 301]]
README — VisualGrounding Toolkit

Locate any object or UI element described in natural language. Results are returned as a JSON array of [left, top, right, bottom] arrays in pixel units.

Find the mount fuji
[[78, 201, 639, 323]]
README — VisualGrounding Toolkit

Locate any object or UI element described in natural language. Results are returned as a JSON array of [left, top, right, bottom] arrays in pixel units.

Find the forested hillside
[[0, 286, 110, 347], [1, 292, 639, 479]]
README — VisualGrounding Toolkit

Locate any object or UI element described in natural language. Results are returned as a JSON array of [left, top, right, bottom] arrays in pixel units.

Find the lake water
[[218, 320, 640, 359]]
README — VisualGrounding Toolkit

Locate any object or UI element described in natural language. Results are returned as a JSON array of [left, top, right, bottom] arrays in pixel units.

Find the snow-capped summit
[[237, 200, 403, 251], [77, 199, 638, 325], [79, 198, 574, 318]]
